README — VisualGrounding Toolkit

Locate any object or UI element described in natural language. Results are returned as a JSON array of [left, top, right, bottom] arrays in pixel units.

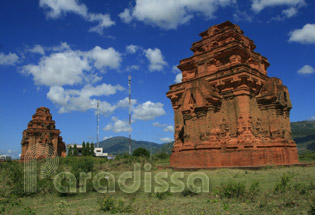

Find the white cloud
[[289, 24, 315, 44], [133, 101, 165, 120], [39, 0, 114, 34], [29, 44, 45, 55], [164, 125, 174, 132], [144, 48, 167, 71], [126, 44, 139, 54], [23, 44, 122, 87], [119, 0, 234, 30], [7, 149, 17, 154], [88, 13, 115, 34], [47, 84, 124, 114], [0, 52, 19, 66], [160, 137, 174, 143], [103, 136, 112, 140], [152, 122, 168, 127], [297, 65, 315, 75], [104, 116, 130, 133], [175, 73, 182, 83], [39, 0, 88, 18], [126, 65, 140, 71], [51, 42, 71, 52], [251, 0, 305, 13], [116, 97, 137, 108], [153, 122, 174, 132], [309, 116, 315, 121], [24, 51, 90, 86], [87, 46, 121, 70], [282, 7, 298, 18], [119, 8, 133, 23]]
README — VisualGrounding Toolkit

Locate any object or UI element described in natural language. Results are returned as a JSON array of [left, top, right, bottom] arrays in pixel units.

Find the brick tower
[[20, 107, 66, 161], [167, 21, 298, 168]]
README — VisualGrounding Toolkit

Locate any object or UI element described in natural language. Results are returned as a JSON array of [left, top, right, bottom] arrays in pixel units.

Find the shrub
[[181, 187, 198, 197], [219, 181, 246, 198], [100, 196, 131, 214], [274, 172, 295, 193], [5, 161, 25, 197], [248, 181, 260, 197], [309, 203, 315, 215], [154, 152, 169, 160], [155, 191, 172, 200], [132, 148, 150, 157]]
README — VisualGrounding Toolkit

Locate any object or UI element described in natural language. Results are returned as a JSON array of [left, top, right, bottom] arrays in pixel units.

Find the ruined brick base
[[170, 146, 299, 169]]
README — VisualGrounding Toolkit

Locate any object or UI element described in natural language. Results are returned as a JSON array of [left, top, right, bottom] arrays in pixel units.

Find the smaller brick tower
[[20, 107, 66, 161]]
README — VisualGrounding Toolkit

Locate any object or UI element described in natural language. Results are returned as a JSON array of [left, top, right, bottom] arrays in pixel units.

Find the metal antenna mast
[[128, 75, 132, 155], [97, 100, 100, 148]]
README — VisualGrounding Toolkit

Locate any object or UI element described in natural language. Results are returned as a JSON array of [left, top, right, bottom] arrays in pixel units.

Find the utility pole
[[128, 75, 132, 155], [97, 100, 100, 148]]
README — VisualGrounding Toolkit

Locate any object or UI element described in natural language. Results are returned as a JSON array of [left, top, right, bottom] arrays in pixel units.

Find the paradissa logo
[[53, 163, 210, 194]]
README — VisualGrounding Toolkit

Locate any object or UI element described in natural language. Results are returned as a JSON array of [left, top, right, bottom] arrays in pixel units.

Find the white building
[[0, 155, 12, 161], [94, 148, 108, 157]]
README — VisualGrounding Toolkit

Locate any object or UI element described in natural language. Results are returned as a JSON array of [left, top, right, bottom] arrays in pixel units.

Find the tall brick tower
[[167, 21, 298, 168], [20, 107, 66, 161]]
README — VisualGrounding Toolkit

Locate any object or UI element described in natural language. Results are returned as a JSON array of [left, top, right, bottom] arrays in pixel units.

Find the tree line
[[68, 141, 95, 156]]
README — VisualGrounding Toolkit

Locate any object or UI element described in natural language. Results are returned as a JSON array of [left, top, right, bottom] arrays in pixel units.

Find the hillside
[[291, 121, 315, 152], [99, 121, 315, 155], [99, 136, 173, 155]]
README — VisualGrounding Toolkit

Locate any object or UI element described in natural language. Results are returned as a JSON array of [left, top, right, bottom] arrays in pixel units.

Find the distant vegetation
[[99, 136, 173, 155], [291, 121, 315, 153]]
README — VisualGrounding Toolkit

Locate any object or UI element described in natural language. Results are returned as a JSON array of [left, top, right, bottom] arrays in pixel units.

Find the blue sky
[[1, 0, 315, 158]]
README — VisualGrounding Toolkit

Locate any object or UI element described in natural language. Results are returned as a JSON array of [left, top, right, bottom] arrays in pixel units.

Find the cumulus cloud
[[126, 44, 140, 54], [144, 48, 167, 71], [175, 73, 182, 83], [297, 65, 315, 75], [163, 125, 174, 132], [39, 0, 114, 34], [23, 43, 122, 87], [24, 51, 90, 86], [133, 101, 165, 120], [152, 122, 168, 127], [47, 84, 124, 114], [153, 122, 174, 132], [119, 8, 133, 23], [160, 137, 174, 143], [103, 136, 113, 140], [29, 44, 45, 55], [88, 13, 115, 34], [116, 97, 137, 108], [309, 116, 315, 121], [126, 65, 140, 72], [0, 52, 19, 66], [87, 46, 122, 70], [104, 116, 130, 133], [289, 24, 315, 44], [251, 0, 305, 13], [119, 0, 234, 30]]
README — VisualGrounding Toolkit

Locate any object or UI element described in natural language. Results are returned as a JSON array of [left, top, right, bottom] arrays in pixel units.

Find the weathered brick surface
[[20, 107, 66, 161], [167, 21, 298, 168]]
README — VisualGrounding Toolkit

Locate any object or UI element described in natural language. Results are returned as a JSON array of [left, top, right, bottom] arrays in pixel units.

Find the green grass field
[[1, 156, 315, 215]]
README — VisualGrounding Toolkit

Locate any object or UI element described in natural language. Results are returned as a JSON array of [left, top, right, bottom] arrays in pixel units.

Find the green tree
[[132, 148, 150, 157], [82, 141, 86, 156], [90, 143, 95, 156], [73, 144, 78, 156], [68, 146, 73, 156], [86, 142, 90, 156]]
